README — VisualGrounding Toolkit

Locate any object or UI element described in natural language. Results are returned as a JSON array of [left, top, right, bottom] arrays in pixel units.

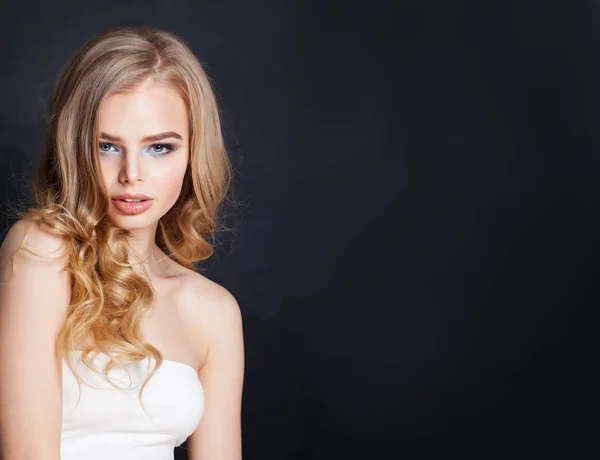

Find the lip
[[112, 193, 153, 200], [111, 195, 154, 215]]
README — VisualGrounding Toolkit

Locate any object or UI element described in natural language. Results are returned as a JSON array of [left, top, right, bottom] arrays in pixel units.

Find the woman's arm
[[186, 282, 245, 460], [0, 219, 70, 460]]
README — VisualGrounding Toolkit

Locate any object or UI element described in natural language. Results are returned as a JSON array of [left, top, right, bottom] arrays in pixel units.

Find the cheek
[[159, 162, 188, 198], [99, 161, 113, 187]]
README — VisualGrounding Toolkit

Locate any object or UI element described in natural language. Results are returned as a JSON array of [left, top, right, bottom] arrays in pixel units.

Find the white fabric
[[61, 350, 204, 460]]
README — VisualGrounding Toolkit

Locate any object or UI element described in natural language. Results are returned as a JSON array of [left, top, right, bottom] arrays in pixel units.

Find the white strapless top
[[61, 350, 204, 460]]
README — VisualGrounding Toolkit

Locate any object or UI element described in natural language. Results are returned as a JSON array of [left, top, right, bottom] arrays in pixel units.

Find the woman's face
[[97, 80, 189, 231]]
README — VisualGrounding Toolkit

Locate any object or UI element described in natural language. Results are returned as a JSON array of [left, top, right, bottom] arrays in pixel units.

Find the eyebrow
[[98, 131, 183, 143]]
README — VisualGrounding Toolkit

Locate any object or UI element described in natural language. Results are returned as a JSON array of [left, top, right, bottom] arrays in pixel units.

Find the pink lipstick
[[111, 193, 153, 215]]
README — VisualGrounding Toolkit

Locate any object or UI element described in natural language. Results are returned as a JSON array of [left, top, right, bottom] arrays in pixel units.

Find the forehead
[[98, 84, 188, 140]]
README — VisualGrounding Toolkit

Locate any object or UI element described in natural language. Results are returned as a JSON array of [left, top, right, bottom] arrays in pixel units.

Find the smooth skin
[[0, 79, 244, 460], [0, 219, 71, 459]]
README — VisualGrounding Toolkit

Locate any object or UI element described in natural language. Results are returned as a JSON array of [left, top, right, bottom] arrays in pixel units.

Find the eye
[[147, 143, 175, 156], [98, 143, 176, 156], [99, 142, 118, 155]]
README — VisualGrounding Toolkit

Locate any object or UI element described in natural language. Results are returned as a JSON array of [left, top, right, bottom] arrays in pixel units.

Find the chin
[[108, 213, 156, 230]]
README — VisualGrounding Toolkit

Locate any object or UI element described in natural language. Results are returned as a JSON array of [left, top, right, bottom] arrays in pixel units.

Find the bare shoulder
[[1, 217, 68, 259], [179, 269, 241, 320], [174, 267, 242, 345], [0, 218, 70, 459], [0, 217, 69, 273]]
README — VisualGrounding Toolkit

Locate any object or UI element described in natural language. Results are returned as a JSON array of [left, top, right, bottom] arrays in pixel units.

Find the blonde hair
[[8, 26, 236, 412]]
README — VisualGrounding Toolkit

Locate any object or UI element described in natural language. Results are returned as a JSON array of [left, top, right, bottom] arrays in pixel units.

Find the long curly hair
[[9, 26, 235, 413]]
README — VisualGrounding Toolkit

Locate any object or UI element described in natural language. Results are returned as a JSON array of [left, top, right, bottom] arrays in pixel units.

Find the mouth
[[110, 198, 154, 215], [111, 193, 153, 202]]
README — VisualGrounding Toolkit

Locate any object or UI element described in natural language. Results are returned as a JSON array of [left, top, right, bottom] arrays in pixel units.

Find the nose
[[118, 150, 145, 185]]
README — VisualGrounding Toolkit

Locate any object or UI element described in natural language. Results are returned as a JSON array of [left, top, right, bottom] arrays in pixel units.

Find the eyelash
[[98, 142, 176, 156]]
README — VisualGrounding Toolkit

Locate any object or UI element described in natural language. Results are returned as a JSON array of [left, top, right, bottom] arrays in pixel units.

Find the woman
[[0, 26, 244, 460]]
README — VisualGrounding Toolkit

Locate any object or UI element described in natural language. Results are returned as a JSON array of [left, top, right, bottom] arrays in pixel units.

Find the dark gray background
[[0, 1, 594, 459]]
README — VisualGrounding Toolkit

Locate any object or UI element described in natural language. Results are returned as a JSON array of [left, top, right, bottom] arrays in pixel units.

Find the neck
[[124, 226, 170, 279]]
